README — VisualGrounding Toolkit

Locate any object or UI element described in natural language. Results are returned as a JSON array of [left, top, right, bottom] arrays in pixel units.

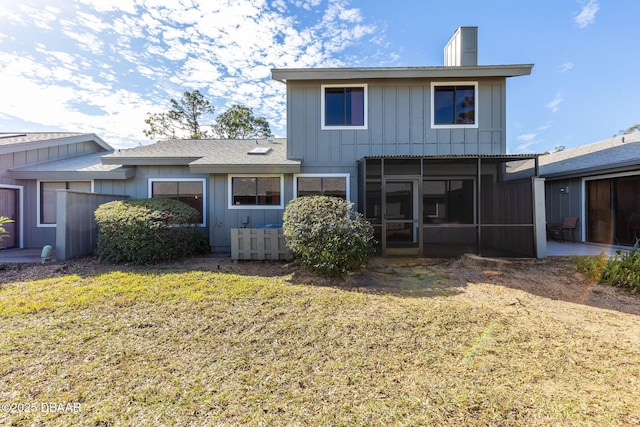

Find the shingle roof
[[8, 151, 134, 180], [101, 138, 301, 173], [511, 133, 640, 179]]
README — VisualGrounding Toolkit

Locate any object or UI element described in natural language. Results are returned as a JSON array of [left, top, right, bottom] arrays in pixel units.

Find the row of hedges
[[96, 196, 375, 276]]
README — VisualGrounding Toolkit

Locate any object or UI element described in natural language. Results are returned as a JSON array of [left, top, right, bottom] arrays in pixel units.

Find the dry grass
[[0, 261, 639, 426]]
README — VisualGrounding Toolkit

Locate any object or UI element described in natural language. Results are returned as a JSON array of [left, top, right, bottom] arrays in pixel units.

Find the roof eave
[[272, 64, 534, 82], [542, 161, 640, 180], [189, 164, 301, 174]]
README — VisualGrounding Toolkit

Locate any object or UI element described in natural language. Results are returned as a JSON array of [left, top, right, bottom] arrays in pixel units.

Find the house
[[513, 132, 640, 246], [1, 27, 547, 259], [271, 26, 544, 257], [0, 132, 132, 251]]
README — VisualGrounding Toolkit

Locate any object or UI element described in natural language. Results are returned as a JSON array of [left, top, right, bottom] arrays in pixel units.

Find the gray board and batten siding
[[275, 66, 533, 165], [0, 133, 114, 249]]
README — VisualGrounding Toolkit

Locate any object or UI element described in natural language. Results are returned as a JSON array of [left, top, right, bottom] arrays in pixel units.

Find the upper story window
[[431, 82, 478, 128], [321, 84, 368, 130], [38, 180, 93, 227], [228, 175, 284, 209], [149, 178, 206, 226], [294, 174, 349, 200]]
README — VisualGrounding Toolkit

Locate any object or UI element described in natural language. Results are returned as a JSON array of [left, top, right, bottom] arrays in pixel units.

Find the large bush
[[283, 196, 374, 277], [95, 198, 209, 264]]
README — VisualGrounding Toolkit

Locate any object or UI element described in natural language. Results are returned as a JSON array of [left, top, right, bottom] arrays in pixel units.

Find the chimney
[[444, 26, 478, 66]]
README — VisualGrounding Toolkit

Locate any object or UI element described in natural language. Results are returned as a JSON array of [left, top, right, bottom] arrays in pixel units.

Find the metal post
[[476, 157, 482, 256]]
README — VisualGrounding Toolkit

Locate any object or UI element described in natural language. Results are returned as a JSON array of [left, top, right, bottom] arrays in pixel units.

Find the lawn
[[0, 260, 639, 426]]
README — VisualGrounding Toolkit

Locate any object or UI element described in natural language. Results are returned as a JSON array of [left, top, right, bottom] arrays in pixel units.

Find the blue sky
[[0, 0, 637, 153]]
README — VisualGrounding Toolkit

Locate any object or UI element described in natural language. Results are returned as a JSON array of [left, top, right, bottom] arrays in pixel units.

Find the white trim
[[293, 173, 350, 200], [0, 184, 24, 248], [430, 81, 479, 129], [228, 174, 285, 210], [148, 178, 207, 227], [36, 179, 94, 228], [321, 83, 368, 130]]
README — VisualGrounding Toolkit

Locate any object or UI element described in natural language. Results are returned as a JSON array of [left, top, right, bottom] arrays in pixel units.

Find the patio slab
[[0, 248, 57, 264], [546, 241, 628, 257]]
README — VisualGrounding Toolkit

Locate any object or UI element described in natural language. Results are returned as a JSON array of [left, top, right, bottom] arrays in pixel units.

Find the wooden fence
[[231, 228, 291, 260]]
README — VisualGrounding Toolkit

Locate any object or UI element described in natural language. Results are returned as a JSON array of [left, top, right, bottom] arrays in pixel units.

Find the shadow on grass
[[0, 254, 466, 300], [4, 254, 639, 314]]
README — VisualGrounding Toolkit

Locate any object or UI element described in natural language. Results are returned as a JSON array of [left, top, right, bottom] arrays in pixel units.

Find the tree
[[144, 90, 215, 140], [620, 124, 640, 135], [212, 104, 272, 139]]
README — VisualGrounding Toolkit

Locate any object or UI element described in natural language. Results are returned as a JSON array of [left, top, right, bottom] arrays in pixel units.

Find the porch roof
[[509, 133, 640, 180], [361, 154, 538, 160], [8, 151, 135, 180]]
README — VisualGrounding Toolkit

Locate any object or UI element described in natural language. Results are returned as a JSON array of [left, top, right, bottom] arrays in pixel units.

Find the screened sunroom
[[357, 155, 543, 257]]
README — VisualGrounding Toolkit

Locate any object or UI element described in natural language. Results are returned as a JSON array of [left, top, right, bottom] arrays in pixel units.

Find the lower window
[[229, 175, 283, 209], [294, 174, 349, 199], [149, 179, 205, 225], [39, 181, 92, 226]]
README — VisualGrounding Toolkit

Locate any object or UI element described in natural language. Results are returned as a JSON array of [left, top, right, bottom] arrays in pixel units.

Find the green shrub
[[0, 216, 14, 248], [282, 196, 374, 277], [600, 242, 640, 294], [574, 250, 608, 281], [95, 198, 210, 264]]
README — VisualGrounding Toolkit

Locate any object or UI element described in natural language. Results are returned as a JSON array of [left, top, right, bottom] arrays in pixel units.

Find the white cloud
[[0, 0, 381, 146], [537, 122, 553, 131], [559, 62, 574, 72], [575, 0, 599, 28], [516, 133, 537, 142], [546, 92, 563, 113]]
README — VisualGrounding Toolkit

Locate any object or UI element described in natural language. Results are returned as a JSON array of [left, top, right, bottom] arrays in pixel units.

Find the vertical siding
[[287, 77, 507, 165], [545, 178, 584, 239], [209, 173, 295, 253]]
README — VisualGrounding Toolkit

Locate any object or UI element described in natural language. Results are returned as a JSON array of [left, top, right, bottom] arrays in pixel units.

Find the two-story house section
[[272, 27, 545, 257]]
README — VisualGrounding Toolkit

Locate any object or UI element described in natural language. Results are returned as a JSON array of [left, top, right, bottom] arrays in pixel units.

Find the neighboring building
[[513, 132, 640, 246], [0, 132, 131, 249], [1, 27, 547, 259]]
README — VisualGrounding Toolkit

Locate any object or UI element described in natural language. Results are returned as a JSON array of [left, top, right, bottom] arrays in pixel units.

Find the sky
[[0, 0, 638, 153]]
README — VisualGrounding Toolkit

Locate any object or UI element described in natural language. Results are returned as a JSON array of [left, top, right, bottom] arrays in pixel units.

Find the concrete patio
[[545, 241, 628, 257], [0, 241, 630, 265], [0, 248, 57, 264]]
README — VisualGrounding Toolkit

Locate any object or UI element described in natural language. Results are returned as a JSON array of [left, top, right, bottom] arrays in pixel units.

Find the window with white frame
[[149, 179, 206, 226], [294, 174, 349, 200], [431, 82, 478, 128], [38, 180, 92, 226], [229, 175, 284, 209], [321, 84, 367, 130]]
